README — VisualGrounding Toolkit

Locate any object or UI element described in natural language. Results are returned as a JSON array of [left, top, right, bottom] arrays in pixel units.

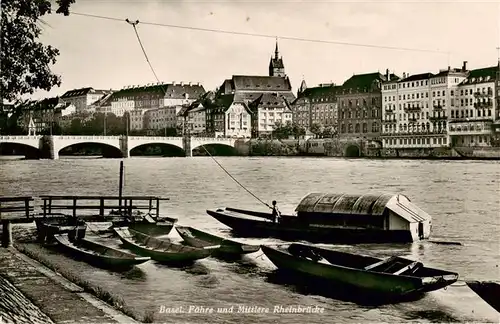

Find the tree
[[322, 125, 337, 138], [1, 0, 76, 102], [309, 123, 323, 138]]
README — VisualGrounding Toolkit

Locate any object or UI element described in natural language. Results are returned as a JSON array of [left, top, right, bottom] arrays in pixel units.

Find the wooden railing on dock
[[39, 195, 170, 220], [0, 196, 35, 247], [0, 196, 35, 222]]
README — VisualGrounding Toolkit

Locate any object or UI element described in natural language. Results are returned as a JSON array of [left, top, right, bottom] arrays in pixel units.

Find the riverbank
[[0, 227, 142, 324], [237, 139, 500, 160]]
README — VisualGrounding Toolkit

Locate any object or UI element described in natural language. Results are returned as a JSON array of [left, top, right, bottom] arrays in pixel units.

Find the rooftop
[[61, 87, 109, 98]]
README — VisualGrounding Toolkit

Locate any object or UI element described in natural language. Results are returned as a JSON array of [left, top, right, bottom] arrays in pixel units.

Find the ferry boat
[[206, 192, 432, 244]]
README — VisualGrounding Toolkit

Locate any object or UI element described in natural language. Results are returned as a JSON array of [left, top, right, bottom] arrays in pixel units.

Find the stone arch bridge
[[0, 135, 241, 159]]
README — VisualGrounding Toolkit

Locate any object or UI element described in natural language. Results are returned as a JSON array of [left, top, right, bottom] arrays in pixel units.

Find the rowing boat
[[261, 243, 458, 297], [111, 214, 178, 236], [175, 226, 260, 256], [53, 234, 150, 269], [466, 281, 500, 312], [35, 217, 87, 242], [113, 227, 216, 264]]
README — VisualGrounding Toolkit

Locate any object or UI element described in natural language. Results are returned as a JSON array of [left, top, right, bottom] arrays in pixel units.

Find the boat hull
[[175, 226, 260, 256], [466, 281, 500, 312], [35, 218, 87, 243], [127, 222, 174, 236], [53, 235, 150, 270], [261, 244, 458, 297], [114, 227, 215, 264], [207, 209, 414, 244], [111, 217, 177, 236]]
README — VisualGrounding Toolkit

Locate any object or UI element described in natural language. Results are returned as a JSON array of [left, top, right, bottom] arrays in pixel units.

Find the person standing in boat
[[271, 200, 280, 223]]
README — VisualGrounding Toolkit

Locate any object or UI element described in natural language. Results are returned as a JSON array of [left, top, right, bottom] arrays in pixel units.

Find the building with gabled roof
[[108, 82, 205, 117], [249, 92, 292, 137], [60, 87, 111, 113], [208, 42, 295, 138]]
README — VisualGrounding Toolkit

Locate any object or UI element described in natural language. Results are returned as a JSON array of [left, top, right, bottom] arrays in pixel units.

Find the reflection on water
[[1, 157, 499, 323]]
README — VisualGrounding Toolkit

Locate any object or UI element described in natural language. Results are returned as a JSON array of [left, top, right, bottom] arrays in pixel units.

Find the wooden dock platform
[[0, 195, 171, 247]]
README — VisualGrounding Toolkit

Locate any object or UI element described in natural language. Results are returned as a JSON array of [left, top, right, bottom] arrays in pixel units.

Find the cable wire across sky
[[70, 11, 449, 55]]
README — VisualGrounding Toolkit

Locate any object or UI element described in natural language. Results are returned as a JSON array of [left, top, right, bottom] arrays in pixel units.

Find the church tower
[[297, 78, 307, 97], [269, 39, 285, 77]]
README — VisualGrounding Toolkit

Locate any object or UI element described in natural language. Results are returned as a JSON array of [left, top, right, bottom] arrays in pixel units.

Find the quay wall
[[0, 274, 55, 324], [234, 139, 500, 159]]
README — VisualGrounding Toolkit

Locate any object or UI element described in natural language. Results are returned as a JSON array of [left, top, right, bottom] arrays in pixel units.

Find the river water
[[0, 156, 499, 323]]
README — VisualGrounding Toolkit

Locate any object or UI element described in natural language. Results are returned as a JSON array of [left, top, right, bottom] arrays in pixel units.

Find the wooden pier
[[0, 195, 170, 247]]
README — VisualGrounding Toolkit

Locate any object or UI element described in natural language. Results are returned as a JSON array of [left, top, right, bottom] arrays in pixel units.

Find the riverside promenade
[[0, 246, 137, 324]]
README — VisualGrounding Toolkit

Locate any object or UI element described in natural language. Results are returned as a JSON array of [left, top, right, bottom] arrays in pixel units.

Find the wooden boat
[[113, 227, 216, 264], [175, 226, 260, 256], [466, 281, 500, 312], [35, 216, 87, 242], [53, 234, 150, 269], [261, 243, 458, 297], [207, 193, 432, 243], [111, 213, 178, 236]]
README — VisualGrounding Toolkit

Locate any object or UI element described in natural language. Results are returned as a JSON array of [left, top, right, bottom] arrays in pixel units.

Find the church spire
[[275, 37, 279, 60], [269, 38, 285, 77]]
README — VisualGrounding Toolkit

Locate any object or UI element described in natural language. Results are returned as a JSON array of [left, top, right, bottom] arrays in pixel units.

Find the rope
[[122, 16, 272, 209], [197, 143, 271, 208], [125, 19, 160, 82], [71, 11, 447, 55]]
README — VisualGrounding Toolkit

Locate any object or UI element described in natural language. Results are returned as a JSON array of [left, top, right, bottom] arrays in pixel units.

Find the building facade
[[293, 81, 340, 133], [249, 92, 293, 137], [186, 102, 207, 136], [60, 87, 110, 113], [338, 71, 392, 143], [450, 66, 497, 147], [381, 63, 469, 150]]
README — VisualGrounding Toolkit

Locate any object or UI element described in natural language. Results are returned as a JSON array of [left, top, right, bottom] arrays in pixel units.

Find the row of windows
[[339, 123, 379, 133], [340, 98, 378, 107], [451, 109, 492, 118], [384, 137, 447, 145], [383, 122, 446, 133], [340, 110, 379, 119], [382, 87, 493, 101]]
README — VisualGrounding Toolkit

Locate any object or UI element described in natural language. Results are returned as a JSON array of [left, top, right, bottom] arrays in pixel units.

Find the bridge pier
[[120, 136, 130, 158], [40, 135, 58, 159], [183, 135, 192, 157]]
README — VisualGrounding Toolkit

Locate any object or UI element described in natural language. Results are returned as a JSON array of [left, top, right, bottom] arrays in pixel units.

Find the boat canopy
[[295, 193, 431, 223]]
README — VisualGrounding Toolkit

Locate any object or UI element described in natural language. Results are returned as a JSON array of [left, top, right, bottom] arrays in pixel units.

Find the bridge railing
[[191, 137, 237, 142], [127, 136, 182, 141], [55, 135, 122, 140], [0, 135, 41, 140]]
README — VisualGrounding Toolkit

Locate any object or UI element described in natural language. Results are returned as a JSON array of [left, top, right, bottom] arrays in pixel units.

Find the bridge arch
[[0, 142, 41, 159], [127, 137, 184, 153], [129, 142, 185, 157], [345, 144, 361, 157], [58, 142, 124, 158], [191, 143, 239, 156]]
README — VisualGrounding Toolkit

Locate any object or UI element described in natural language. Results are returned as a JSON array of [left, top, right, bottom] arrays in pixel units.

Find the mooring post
[[119, 161, 124, 213], [1, 220, 12, 248], [156, 198, 160, 220]]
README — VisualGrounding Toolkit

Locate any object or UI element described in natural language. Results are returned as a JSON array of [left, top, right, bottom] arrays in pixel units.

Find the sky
[[29, 0, 500, 100]]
